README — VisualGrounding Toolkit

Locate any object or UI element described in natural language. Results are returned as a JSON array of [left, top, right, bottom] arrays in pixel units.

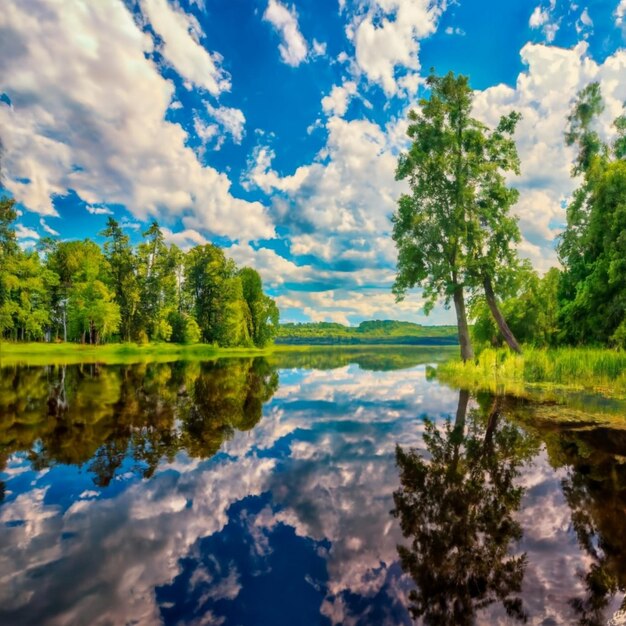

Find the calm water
[[1, 349, 625, 625]]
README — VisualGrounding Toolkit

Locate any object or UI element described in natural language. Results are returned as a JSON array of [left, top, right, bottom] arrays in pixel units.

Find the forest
[[392, 74, 626, 360], [0, 211, 279, 347], [276, 320, 458, 344]]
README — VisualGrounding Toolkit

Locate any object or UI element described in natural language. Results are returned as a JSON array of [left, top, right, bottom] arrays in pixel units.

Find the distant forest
[[0, 208, 279, 347], [276, 320, 459, 345]]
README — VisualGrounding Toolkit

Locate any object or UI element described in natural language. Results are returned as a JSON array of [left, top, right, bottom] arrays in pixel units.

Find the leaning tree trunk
[[452, 284, 474, 362], [483, 275, 522, 354]]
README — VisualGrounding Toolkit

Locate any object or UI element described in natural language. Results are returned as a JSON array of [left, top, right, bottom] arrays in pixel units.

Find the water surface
[[1, 349, 625, 625]]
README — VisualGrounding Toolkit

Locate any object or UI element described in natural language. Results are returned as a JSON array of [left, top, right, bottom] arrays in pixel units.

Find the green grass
[[437, 346, 626, 399], [0, 341, 273, 366], [0, 340, 455, 367]]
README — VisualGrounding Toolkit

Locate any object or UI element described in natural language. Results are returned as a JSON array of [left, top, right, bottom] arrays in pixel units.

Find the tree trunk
[[482, 396, 503, 454], [483, 275, 522, 354], [452, 285, 474, 362], [452, 389, 470, 473]]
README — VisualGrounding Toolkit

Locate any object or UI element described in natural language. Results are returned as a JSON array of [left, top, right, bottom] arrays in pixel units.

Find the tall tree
[[137, 220, 177, 341], [393, 72, 523, 360], [557, 83, 626, 346], [100, 218, 139, 342], [66, 240, 120, 343], [0, 197, 19, 337], [239, 267, 279, 347]]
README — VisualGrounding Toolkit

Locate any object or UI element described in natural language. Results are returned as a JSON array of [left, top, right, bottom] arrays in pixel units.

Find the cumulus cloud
[[275, 288, 457, 325], [162, 226, 208, 249], [263, 0, 309, 67], [348, 0, 442, 95], [139, 0, 230, 94], [473, 42, 626, 270], [205, 102, 246, 144], [321, 81, 358, 117], [0, 0, 274, 241]]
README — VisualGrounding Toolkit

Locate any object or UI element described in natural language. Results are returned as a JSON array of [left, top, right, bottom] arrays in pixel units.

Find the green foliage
[[392, 71, 523, 359], [240, 267, 279, 347], [65, 242, 120, 344], [471, 265, 560, 348], [558, 84, 626, 346], [438, 347, 626, 398], [277, 320, 458, 344], [0, 210, 276, 347]]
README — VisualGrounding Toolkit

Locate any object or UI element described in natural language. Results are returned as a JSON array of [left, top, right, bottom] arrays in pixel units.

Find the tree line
[[393, 72, 626, 359], [0, 211, 279, 346]]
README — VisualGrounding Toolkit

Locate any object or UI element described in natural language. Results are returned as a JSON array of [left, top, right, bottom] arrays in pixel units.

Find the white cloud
[[321, 81, 358, 117], [473, 42, 626, 271], [444, 26, 466, 36], [39, 218, 59, 236], [86, 205, 114, 216], [349, 0, 442, 95], [246, 115, 403, 239], [161, 226, 208, 249], [263, 0, 309, 67], [575, 7, 593, 38], [193, 116, 219, 146], [205, 103, 246, 144], [617, 0, 626, 26], [275, 288, 457, 324], [139, 0, 230, 94], [528, 2, 560, 43], [15, 224, 40, 240], [312, 39, 327, 57], [529, 6, 549, 28], [0, 0, 274, 241], [120, 217, 141, 230]]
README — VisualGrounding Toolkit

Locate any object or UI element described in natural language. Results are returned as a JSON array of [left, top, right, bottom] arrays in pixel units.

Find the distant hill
[[275, 320, 459, 346]]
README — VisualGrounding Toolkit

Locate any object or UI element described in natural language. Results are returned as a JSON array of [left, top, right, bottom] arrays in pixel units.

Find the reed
[[438, 346, 626, 398]]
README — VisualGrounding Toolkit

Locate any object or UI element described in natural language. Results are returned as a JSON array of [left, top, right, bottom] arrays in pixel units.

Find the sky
[[1, 0, 625, 325]]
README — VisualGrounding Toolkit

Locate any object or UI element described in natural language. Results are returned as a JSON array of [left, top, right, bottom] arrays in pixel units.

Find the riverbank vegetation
[[0, 340, 454, 367], [437, 347, 626, 399], [393, 72, 626, 390], [0, 209, 278, 348]]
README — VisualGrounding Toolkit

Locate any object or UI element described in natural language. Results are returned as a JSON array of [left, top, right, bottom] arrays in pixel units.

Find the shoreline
[[437, 346, 626, 400], [0, 341, 457, 366]]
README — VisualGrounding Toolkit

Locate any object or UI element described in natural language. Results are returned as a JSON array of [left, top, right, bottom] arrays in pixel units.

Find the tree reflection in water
[[0, 359, 279, 488], [392, 390, 540, 625], [540, 426, 626, 625]]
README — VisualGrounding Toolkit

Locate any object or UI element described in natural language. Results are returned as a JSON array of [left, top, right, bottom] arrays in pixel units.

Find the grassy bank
[[0, 340, 454, 367], [437, 347, 626, 398], [0, 341, 274, 366]]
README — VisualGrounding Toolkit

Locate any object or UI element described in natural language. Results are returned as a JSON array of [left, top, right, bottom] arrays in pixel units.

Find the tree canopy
[[392, 71, 523, 360], [0, 212, 279, 347]]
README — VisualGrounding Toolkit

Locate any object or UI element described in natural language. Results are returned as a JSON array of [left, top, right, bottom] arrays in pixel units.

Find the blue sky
[[1, 0, 625, 324]]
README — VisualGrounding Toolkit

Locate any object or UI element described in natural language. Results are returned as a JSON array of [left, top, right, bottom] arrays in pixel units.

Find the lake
[[1, 348, 625, 625]]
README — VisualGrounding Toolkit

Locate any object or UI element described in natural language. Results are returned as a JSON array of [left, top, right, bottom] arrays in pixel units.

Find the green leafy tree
[[184, 244, 251, 345], [393, 72, 523, 360], [557, 83, 626, 346], [0, 197, 19, 337], [101, 218, 140, 342], [472, 264, 560, 348], [66, 241, 120, 343], [239, 267, 279, 347]]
